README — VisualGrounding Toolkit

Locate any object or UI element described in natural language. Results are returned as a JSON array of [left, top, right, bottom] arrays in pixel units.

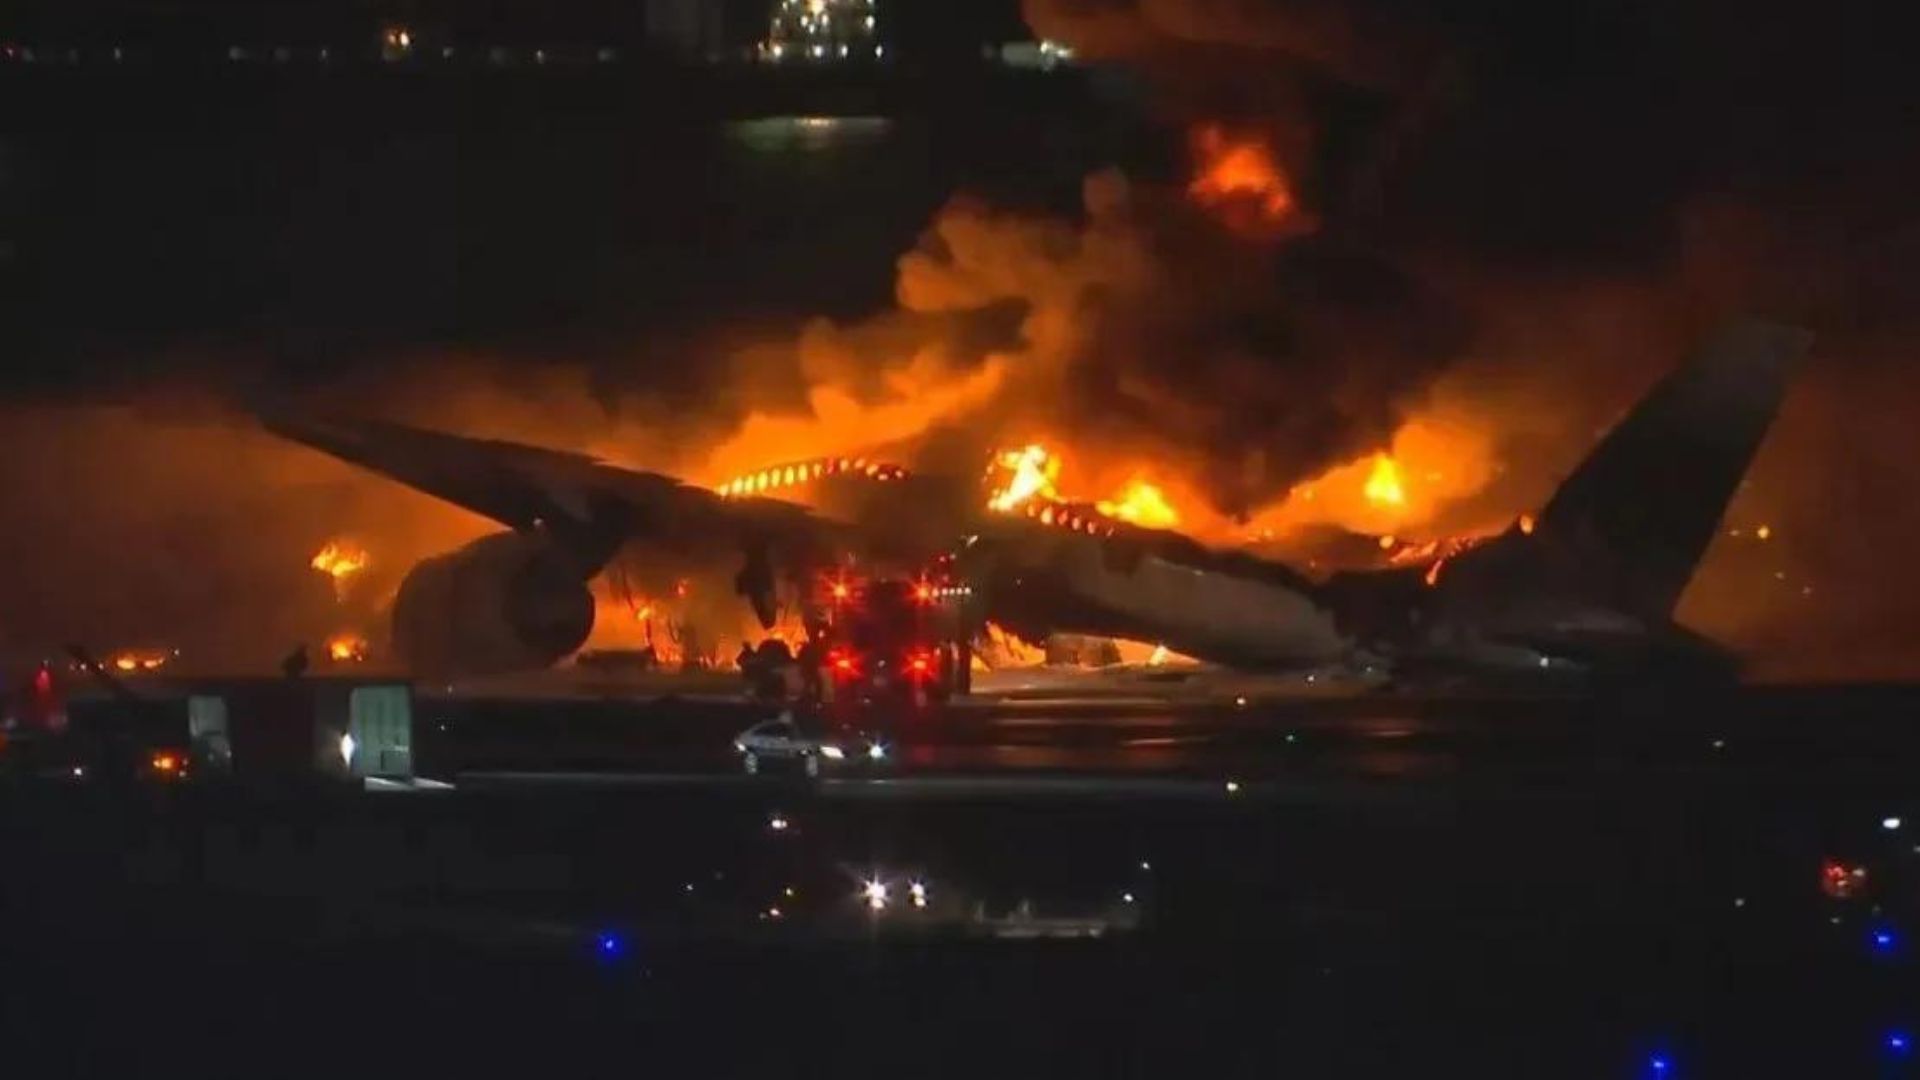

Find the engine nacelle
[[392, 531, 596, 678]]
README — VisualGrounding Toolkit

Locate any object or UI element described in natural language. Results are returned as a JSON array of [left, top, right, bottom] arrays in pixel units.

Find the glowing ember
[[987, 444, 1061, 512], [326, 634, 369, 662], [310, 541, 369, 599], [1424, 559, 1446, 587], [1188, 125, 1294, 223], [108, 650, 168, 673], [1147, 644, 1169, 666], [1363, 455, 1406, 509], [1097, 481, 1180, 529], [1518, 513, 1536, 535]]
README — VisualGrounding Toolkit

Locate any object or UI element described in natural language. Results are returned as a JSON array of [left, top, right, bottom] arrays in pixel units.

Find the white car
[[733, 714, 887, 777]]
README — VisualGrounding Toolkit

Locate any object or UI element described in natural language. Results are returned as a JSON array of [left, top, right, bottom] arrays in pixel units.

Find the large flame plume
[[987, 444, 1062, 512], [309, 540, 369, 600], [1097, 480, 1180, 528], [984, 445, 1182, 531]]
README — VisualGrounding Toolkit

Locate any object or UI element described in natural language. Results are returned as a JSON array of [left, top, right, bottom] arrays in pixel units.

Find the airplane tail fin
[[1535, 320, 1811, 619]]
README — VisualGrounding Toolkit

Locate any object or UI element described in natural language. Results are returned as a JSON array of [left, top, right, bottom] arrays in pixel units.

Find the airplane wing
[[262, 411, 857, 582]]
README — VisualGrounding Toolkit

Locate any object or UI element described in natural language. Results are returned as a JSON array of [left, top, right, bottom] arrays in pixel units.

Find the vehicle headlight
[[819, 744, 845, 760], [867, 742, 886, 760]]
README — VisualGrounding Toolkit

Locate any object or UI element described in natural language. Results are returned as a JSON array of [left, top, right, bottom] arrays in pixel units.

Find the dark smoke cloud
[[893, 170, 1470, 516], [5, 0, 1916, 679], [1003, 0, 1920, 674]]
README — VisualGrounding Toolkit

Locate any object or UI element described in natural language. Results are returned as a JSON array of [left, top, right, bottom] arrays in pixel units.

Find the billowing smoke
[[4, 0, 1915, 679]]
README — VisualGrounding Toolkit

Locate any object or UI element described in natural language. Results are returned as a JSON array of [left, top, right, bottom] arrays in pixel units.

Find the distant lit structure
[[759, 0, 877, 63], [996, 40, 1075, 71], [380, 25, 414, 62]]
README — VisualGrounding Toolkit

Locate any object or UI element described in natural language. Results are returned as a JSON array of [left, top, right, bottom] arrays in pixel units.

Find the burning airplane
[[262, 319, 1807, 688]]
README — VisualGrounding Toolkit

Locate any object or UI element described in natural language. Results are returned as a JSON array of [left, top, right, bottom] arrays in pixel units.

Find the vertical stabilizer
[[1537, 320, 1809, 618]]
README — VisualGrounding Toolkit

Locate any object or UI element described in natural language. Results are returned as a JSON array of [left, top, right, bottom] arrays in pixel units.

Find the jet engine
[[392, 531, 596, 677]]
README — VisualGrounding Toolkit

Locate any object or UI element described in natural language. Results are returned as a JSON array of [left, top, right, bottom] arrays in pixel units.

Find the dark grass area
[[4, 692, 1918, 1077]]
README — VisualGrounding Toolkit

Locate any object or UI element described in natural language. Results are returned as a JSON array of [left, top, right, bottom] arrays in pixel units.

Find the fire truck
[[813, 564, 968, 715]]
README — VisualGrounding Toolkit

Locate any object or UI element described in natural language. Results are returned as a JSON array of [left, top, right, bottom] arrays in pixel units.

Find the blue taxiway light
[[595, 931, 624, 958], [1870, 926, 1900, 954], [1887, 1031, 1911, 1055], [1647, 1054, 1672, 1076]]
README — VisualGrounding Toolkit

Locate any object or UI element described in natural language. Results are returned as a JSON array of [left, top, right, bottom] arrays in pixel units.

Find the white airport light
[[1884, 816, 1903, 831], [820, 744, 846, 760], [867, 742, 886, 760], [1224, 779, 1241, 795], [769, 813, 790, 831], [1122, 892, 1135, 904], [1139, 860, 1151, 872], [909, 881, 928, 908], [863, 879, 889, 910], [338, 732, 357, 768]]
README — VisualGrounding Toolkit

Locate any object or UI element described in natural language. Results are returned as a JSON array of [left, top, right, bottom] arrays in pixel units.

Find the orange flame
[[1248, 415, 1498, 539], [1188, 125, 1295, 224], [1096, 480, 1180, 529], [310, 541, 369, 600], [326, 634, 369, 662], [108, 650, 169, 673], [1363, 454, 1406, 509], [987, 444, 1061, 512]]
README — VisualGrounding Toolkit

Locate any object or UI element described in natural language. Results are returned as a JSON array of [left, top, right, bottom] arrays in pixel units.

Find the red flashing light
[[33, 664, 53, 695], [913, 582, 934, 603], [907, 651, 934, 679], [1822, 858, 1868, 899], [830, 582, 850, 601]]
